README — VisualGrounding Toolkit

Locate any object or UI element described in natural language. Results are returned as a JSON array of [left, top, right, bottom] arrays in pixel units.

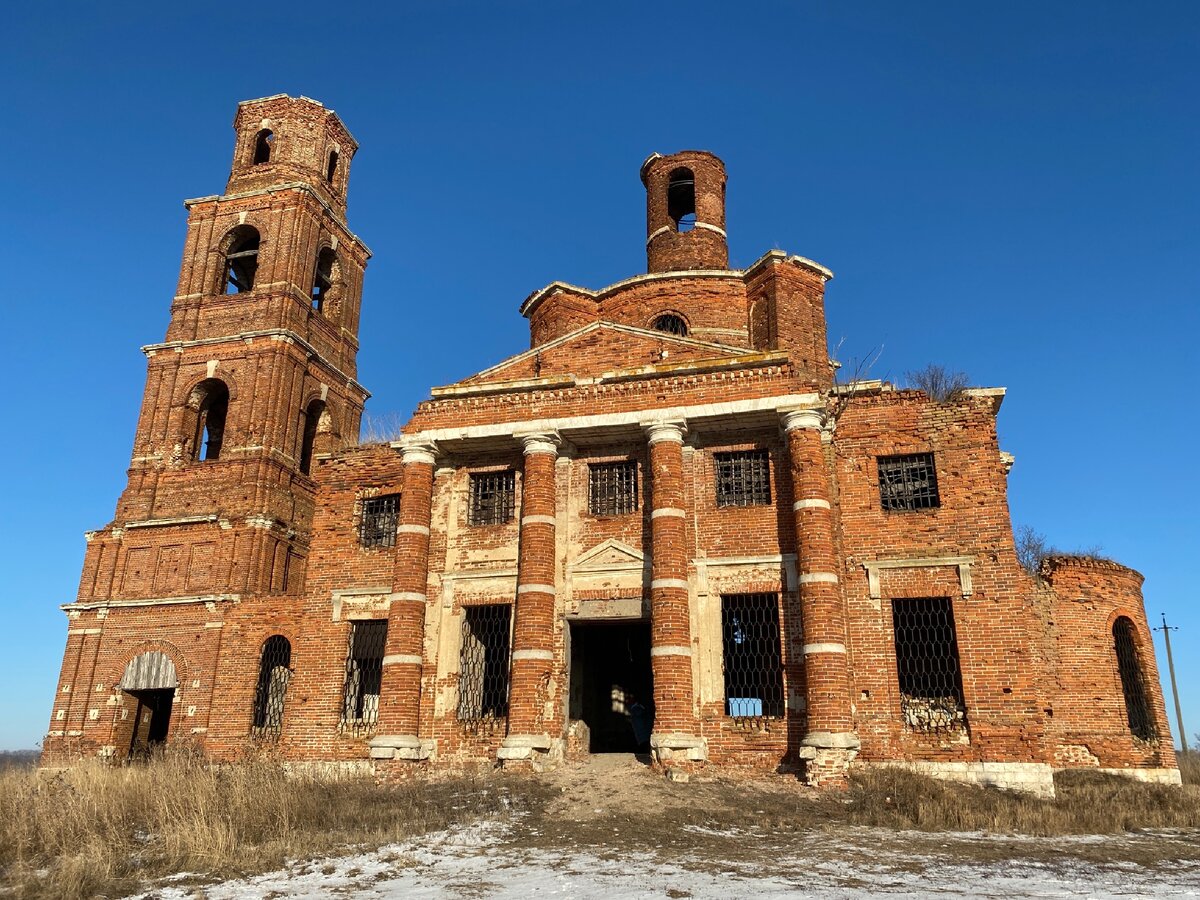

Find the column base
[[650, 732, 707, 764], [498, 734, 561, 770], [798, 731, 860, 788], [368, 734, 435, 761]]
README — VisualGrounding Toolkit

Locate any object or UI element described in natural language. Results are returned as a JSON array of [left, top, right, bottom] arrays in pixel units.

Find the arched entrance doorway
[[119, 651, 178, 758]]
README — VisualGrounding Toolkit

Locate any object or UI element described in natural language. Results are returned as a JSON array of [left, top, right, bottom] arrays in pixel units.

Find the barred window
[[359, 494, 399, 548], [468, 471, 516, 526], [892, 597, 966, 732], [341, 620, 387, 734], [589, 461, 638, 516], [1113, 617, 1156, 741], [721, 593, 784, 719], [714, 450, 771, 507], [250, 635, 291, 739], [458, 604, 512, 725], [879, 452, 939, 511]]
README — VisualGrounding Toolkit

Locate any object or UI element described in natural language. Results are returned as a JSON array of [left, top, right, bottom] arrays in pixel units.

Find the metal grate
[[458, 604, 512, 727], [714, 450, 772, 507], [1113, 617, 1157, 741], [468, 471, 516, 526], [359, 494, 399, 548], [341, 620, 387, 735], [251, 635, 292, 739], [652, 314, 688, 336], [879, 452, 940, 511], [721, 593, 785, 720], [589, 461, 638, 516], [891, 597, 967, 733]]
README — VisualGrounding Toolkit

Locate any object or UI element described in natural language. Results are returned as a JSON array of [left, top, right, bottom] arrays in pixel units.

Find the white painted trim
[[382, 654, 423, 666], [650, 578, 690, 591], [516, 583, 556, 595], [651, 646, 692, 657], [518, 432, 560, 457], [643, 420, 687, 445], [124, 514, 219, 529], [802, 642, 846, 655], [645, 225, 671, 244], [780, 407, 826, 432], [793, 498, 831, 511], [521, 515, 557, 527], [396, 524, 430, 536], [650, 507, 686, 519], [61, 593, 239, 612], [512, 649, 554, 661], [391, 591, 427, 603], [693, 221, 727, 237], [799, 572, 839, 584], [399, 442, 437, 466]]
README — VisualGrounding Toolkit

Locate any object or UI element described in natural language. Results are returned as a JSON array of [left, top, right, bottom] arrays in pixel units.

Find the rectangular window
[[721, 593, 784, 719], [359, 494, 399, 548], [878, 452, 940, 511], [468, 471, 516, 526], [588, 460, 639, 516], [714, 450, 772, 507], [891, 597, 966, 732], [341, 619, 387, 734], [458, 604, 512, 724]]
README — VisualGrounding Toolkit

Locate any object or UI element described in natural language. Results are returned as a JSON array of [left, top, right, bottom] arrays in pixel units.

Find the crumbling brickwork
[[43, 97, 1178, 794]]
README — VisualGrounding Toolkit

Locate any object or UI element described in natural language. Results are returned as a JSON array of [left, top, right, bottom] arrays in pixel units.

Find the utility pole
[[1155, 613, 1187, 756]]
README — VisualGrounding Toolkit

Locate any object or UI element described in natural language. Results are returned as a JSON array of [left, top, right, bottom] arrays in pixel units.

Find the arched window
[[1113, 617, 1156, 740], [190, 379, 229, 461], [222, 226, 260, 294], [652, 313, 688, 337], [251, 635, 292, 738], [311, 248, 337, 311], [667, 167, 696, 232], [326, 149, 339, 183], [253, 129, 274, 165], [299, 399, 326, 476]]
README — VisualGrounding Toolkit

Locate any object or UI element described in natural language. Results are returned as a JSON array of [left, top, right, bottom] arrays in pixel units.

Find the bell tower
[[78, 95, 371, 606], [641, 150, 728, 273]]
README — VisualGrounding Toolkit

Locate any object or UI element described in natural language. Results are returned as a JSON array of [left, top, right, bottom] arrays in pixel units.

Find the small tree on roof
[[907, 364, 969, 403]]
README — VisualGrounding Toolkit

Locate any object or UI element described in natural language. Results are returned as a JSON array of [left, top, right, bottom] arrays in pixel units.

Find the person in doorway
[[627, 692, 653, 753]]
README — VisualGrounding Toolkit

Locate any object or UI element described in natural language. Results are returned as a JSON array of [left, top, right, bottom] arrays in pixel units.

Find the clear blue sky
[[1, 2, 1196, 752]]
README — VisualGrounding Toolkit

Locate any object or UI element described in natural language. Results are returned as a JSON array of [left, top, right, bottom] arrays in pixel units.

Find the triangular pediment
[[453, 322, 750, 387], [571, 538, 646, 573]]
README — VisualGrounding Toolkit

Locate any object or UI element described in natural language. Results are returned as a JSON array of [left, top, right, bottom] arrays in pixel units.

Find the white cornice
[[62, 593, 241, 613]]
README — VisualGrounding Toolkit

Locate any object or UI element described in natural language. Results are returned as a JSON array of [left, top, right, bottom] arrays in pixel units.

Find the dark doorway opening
[[127, 689, 174, 758], [568, 620, 653, 753]]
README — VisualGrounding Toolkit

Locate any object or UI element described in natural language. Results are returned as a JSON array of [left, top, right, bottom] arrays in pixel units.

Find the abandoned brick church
[[44, 96, 1180, 793]]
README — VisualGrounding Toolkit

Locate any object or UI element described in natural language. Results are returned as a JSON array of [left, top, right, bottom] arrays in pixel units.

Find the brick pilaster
[[643, 420, 705, 764], [500, 433, 560, 763], [371, 440, 436, 762], [782, 407, 858, 783]]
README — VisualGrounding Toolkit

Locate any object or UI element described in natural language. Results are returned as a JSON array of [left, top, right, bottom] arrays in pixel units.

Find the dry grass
[[0, 750, 548, 900], [1179, 751, 1200, 785]]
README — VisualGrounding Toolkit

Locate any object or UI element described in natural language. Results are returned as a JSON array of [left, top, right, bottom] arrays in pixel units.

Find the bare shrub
[[907, 364, 969, 403], [1182, 751, 1200, 785], [1015, 525, 1052, 577], [359, 411, 406, 445]]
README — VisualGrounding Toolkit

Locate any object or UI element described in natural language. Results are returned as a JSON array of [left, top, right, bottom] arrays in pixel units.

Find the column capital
[[780, 406, 826, 433], [516, 431, 560, 457], [398, 439, 438, 466], [642, 419, 688, 445]]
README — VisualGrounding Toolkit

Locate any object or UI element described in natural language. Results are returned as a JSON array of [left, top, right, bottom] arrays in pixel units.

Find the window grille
[[652, 314, 688, 337], [458, 604, 512, 728], [1113, 617, 1156, 741], [878, 452, 940, 511], [721, 593, 784, 720], [251, 635, 291, 739], [341, 620, 387, 735], [714, 450, 771, 507], [468, 471, 515, 526], [891, 597, 966, 733], [589, 461, 638, 516], [360, 494, 399, 548]]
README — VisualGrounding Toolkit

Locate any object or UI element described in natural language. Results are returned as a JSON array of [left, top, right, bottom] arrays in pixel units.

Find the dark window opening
[[192, 379, 229, 461], [879, 452, 940, 511], [251, 635, 292, 739], [715, 450, 771, 507], [126, 689, 174, 759], [223, 226, 261, 294], [667, 167, 696, 232], [341, 620, 386, 734], [299, 399, 325, 476], [651, 314, 688, 337], [458, 604, 512, 727], [468, 470, 515, 526], [360, 494, 399, 548], [589, 461, 638, 516], [568, 620, 653, 752], [326, 149, 339, 183], [721, 593, 784, 720], [253, 129, 273, 164], [312, 248, 337, 311], [1113, 617, 1157, 741], [892, 597, 967, 733]]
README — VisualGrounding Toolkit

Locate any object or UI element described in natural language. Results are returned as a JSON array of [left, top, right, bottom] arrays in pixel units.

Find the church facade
[[44, 96, 1179, 793]]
